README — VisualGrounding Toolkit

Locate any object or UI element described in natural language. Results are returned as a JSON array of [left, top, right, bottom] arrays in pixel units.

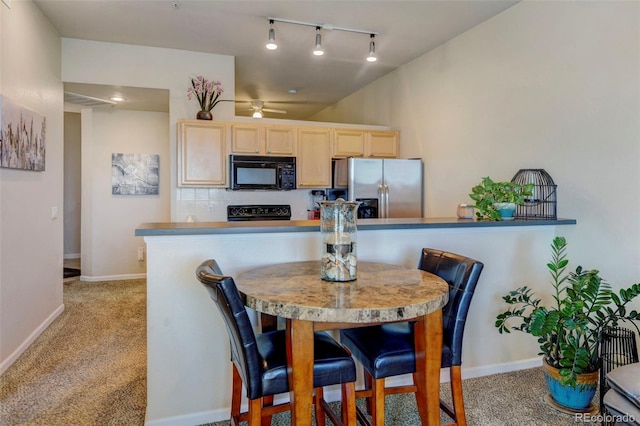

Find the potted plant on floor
[[495, 237, 640, 412], [469, 176, 534, 220]]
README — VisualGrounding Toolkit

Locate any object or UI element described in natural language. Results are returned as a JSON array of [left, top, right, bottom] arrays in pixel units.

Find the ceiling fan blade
[[262, 108, 287, 114]]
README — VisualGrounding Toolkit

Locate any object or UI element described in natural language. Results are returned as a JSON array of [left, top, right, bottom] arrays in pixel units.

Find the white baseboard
[[145, 408, 231, 426], [461, 357, 542, 380], [144, 358, 543, 425], [0, 303, 65, 375], [80, 273, 146, 282], [63, 253, 81, 260]]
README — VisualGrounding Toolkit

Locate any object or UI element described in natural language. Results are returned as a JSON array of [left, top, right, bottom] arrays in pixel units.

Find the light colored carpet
[[1, 277, 593, 425], [0, 278, 146, 425]]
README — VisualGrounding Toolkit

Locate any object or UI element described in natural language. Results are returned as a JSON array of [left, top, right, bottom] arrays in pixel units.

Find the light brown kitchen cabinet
[[265, 126, 296, 155], [366, 130, 399, 158], [177, 120, 227, 187], [230, 123, 262, 154], [333, 129, 399, 158], [333, 129, 365, 157], [297, 127, 332, 188], [230, 123, 296, 155]]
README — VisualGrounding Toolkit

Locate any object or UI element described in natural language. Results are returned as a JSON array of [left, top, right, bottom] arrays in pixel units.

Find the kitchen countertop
[[135, 217, 577, 236]]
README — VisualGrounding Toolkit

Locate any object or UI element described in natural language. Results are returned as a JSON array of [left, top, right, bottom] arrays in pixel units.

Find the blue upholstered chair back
[[417, 249, 484, 366], [196, 260, 263, 400]]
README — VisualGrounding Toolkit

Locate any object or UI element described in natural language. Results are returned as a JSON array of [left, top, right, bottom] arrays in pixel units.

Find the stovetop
[[227, 204, 292, 221]]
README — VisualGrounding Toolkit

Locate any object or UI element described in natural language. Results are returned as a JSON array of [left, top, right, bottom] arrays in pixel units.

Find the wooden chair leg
[[261, 395, 274, 426], [231, 364, 243, 426], [315, 387, 327, 426], [342, 381, 357, 425], [247, 397, 262, 426], [371, 377, 385, 426], [363, 369, 374, 415], [450, 365, 467, 426]]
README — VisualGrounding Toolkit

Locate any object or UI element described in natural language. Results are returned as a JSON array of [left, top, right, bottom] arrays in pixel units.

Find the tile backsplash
[[176, 188, 316, 222]]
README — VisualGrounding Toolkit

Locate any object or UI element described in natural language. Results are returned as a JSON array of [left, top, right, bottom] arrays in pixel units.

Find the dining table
[[235, 260, 449, 426]]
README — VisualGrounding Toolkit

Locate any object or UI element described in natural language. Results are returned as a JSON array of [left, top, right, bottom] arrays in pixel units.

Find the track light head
[[313, 27, 324, 56], [266, 20, 277, 50], [367, 34, 377, 62]]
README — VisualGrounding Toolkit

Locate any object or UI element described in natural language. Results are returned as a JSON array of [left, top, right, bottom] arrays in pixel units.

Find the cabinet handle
[[255, 149, 259, 153]]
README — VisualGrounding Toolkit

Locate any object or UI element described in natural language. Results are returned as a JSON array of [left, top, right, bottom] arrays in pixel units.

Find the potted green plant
[[469, 176, 534, 220], [495, 237, 640, 411]]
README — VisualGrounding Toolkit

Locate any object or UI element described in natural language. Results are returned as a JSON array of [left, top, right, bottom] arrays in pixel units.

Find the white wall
[[64, 112, 81, 257], [62, 38, 236, 217], [0, 0, 64, 371], [81, 109, 170, 280], [315, 1, 640, 291], [62, 39, 235, 279]]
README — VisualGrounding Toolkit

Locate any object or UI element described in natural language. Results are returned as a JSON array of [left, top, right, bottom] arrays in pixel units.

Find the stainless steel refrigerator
[[333, 158, 423, 218]]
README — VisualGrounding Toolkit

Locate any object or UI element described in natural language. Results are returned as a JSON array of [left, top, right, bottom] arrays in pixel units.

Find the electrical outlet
[[208, 204, 215, 214], [137, 247, 144, 261], [51, 206, 58, 220]]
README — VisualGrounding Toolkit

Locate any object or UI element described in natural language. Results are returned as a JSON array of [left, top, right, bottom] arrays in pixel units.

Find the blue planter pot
[[493, 202, 516, 220], [542, 360, 598, 411]]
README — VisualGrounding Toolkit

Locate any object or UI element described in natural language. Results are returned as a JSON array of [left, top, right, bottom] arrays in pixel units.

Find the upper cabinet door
[[177, 120, 227, 187], [265, 126, 296, 155], [297, 127, 332, 188], [366, 130, 399, 158], [333, 129, 365, 158], [230, 124, 263, 154]]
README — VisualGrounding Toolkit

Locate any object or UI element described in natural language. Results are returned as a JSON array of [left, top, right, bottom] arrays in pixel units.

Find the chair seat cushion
[[607, 363, 640, 410], [340, 322, 452, 380], [258, 330, 356, 397], [603, 388, 640, 425]]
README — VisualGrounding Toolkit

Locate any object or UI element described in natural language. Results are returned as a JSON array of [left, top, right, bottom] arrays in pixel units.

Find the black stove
[[227, 204, 292, 221]]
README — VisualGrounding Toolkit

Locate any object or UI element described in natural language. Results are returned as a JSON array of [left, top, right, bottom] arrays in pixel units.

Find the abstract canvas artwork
[[0, 95, 47, 171], [112, 153, 159, 195]]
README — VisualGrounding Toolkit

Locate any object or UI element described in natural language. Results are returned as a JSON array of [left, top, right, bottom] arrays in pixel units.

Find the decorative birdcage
[[511, 169, 557, 220]]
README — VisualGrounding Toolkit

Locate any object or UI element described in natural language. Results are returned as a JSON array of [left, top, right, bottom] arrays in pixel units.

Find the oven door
[[230, 160, 279, 190]]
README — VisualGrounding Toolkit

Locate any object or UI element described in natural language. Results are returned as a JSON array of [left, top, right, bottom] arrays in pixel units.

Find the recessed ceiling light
[[109, 96, 125, 102], [288, 89, 297, 94]]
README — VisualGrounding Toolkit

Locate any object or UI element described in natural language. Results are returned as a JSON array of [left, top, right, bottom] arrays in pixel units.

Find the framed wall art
[[0, 95, 47, 171], [111, 153, 159, 195]]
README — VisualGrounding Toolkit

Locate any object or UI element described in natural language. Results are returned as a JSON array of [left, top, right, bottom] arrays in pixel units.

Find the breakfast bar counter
[[135, 216, 576, 236], [137, 217, 576, 426]]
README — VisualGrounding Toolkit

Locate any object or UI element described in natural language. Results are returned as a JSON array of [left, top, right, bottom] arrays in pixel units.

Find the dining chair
[[196, 259, 357, 426], [339, 249, 484, 426]]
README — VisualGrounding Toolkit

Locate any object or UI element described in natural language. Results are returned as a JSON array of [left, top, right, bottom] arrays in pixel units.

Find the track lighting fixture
[[367, 34, 377, 62], [313, 27, 324, 56], [265, 17, 378, 63], [266, 19, 277, 50]]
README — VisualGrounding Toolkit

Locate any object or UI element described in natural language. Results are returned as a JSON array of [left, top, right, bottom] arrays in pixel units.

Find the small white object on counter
[[457, 203, 475, 219]]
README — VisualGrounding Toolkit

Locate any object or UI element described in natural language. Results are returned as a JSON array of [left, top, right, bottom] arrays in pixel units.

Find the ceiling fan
[[240, 100, 287, 118]]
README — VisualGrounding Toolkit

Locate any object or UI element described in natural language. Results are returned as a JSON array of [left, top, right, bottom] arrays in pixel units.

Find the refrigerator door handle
[[378, 184, 385, 218], [384, 184, 390, 218]]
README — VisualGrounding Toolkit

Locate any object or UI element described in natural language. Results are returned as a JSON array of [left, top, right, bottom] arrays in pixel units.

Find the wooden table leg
[[286, 318, 315, 426], [414, 309, 443, 425]]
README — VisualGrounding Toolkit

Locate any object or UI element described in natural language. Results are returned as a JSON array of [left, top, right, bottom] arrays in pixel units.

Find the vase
[[542, 359, 598, 412], [196, 110, 213, 120], [319, 200, 361, 282]]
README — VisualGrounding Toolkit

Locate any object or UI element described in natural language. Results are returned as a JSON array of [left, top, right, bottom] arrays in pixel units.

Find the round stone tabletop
[[235, 261, 449, 323]]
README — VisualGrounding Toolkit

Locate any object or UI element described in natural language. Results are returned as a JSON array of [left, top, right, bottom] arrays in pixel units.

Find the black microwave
[[229, 155, 296, 190]]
